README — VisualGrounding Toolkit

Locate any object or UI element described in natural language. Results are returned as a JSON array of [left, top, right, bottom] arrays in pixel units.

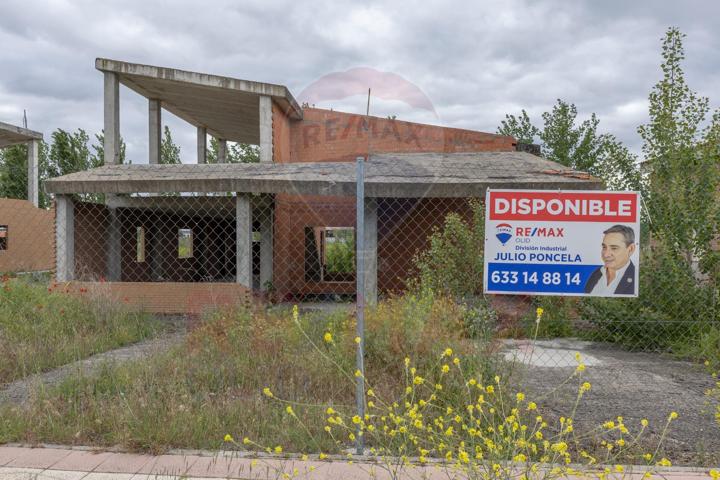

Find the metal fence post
[[355, 156, 366, 455]]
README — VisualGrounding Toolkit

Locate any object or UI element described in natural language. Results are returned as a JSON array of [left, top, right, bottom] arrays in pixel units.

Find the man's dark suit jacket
[[583, 261, 636, 295]]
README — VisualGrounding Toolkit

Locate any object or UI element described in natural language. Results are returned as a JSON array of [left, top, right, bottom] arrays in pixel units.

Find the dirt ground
[[502, 339, 720, 467]]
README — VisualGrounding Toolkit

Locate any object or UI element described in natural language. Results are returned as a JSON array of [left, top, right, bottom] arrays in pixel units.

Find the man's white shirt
[[590, 261, 631, 296]]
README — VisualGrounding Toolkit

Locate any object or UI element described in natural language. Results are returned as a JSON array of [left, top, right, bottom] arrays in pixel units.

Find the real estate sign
[[483, 190, 641, 297]]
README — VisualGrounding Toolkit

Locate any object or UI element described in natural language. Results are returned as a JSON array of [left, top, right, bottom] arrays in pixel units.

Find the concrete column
[[363, 197, 378, 305], [258, 198, 273, 290], [55, 195, 75, 282], [27, 139, 39, 207], [236, 194, 253, 288], [103, 72, 120, 165], [106, 208, 122, 281], [259, 95, 273, 163], [149, 99, 162, 164], [197, 126, 207, 164], [217, 138, 227, 163]]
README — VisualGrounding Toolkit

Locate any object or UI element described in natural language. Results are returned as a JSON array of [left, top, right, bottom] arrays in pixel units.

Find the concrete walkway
[[0, 333, 185, 404], [0, 445, 716, 480]]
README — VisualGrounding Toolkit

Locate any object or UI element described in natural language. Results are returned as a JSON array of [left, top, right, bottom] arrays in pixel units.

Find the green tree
[[160, 126, 181, 164], [91, 131, 127, 165], [0, 141, 52, 208], [207, 137, 259, 163], [48, 129, 107, 203], [637, 27, 720, 276], [497, 109, 539, 144], [498, 100, 642, 191]]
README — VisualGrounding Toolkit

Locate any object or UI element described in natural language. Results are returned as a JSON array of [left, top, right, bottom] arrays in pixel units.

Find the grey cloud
[[0, 0, 718, 163]]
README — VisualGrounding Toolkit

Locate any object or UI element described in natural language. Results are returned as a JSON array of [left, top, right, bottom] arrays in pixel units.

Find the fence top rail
[[44, 151, 602, 197]]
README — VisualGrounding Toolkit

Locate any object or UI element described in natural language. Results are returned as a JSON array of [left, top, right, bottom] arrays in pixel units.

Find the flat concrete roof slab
[[96, 58, 303, 144], [0, 121, 43, 148], [44, 151, 602, 197]]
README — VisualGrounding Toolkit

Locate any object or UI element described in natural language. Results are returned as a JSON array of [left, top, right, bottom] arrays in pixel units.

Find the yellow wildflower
[[641, 418, 649, 427], [352, 415, 362, 424], [441, 364, 450, 374], [443, 347, 453, 357], [274, 445, 283, 453], [319, 453, 327, 460], [354, 369, 363, 378], [669, 411, 679, 420], [413, 375, 424, 385], [404, 357, 410, 367], [486, 385, 495, 394], [285, 405, 294, 415], [223, 434, 233, 442], [536, 307, 544, 317], [354, 336, 361, 344], [263, 387, 273, 398], [516, 392, 525, 402], [243, 437, 250, 445], [453, 357, 460, 365], [323, 332, 333, 343], [326, 407, 335, 415], [367, 389, 375, 397], [656, 458, 672, 467], [527, 401, 537, 410]]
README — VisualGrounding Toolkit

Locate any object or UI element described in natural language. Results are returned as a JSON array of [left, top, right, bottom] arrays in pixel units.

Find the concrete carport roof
[[0, 121, 43, 148], [95, 58, 303, 145], [44, 151, 602, 197]]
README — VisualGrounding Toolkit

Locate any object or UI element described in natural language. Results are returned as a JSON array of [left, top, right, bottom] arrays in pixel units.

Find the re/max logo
[[516, 227, 565, 237]]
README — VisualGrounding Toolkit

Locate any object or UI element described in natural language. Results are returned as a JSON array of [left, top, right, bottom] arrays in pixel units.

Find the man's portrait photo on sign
[[584, 224, 638, 296]]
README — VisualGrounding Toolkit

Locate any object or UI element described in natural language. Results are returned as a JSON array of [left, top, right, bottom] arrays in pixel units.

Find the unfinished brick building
[[0, 122, 53, 274], [45, 59, 598, 313]]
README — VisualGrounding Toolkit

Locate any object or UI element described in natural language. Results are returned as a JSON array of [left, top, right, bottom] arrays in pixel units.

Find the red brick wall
[[0, 199, 54, 273], [62, 281, 251, 315], [287, 108, 515, 163], [272, 102, 291, 163], [74, 202, 109, 280], [273, 108, 514, 299]]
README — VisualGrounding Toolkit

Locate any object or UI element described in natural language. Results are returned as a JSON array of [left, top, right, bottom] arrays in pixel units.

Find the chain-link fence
[[1, 151, 718, 459]]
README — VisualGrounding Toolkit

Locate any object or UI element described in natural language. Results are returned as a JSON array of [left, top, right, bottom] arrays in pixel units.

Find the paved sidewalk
[[0, 445, 716, 479]]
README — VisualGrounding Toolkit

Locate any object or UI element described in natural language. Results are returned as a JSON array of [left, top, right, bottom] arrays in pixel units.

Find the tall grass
[[0, 277, 159, 384], [0, 292, 500, 453]]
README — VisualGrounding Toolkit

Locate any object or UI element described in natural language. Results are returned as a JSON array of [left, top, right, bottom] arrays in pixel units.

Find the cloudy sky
[[1, 0, 718, 163]]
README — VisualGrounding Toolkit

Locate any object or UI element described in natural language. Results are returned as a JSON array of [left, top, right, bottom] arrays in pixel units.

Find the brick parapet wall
[[61, 281, 252, 315]]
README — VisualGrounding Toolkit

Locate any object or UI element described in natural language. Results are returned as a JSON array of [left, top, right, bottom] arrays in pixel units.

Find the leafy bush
[[580, 241, 719, 352], [409, 199, 485, 298], [524, 296, 576, 339]]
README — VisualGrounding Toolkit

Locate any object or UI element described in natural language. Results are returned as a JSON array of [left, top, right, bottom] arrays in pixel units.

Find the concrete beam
[[104, 72, 120, 165], [236, 194, 252, 288], [95, 58, 303, 120], [197, 126, 207, 164], [363, 197, 378, 305], [149, 99, 161, 164], [259, 95, 273, 163], [27, 139, 39, 207], [106, 208, 122, 281], [0, 121, 42, 148], [55, 195, 75, 282], [217, 138, 227, 164], [45, 153, 604, 196]]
